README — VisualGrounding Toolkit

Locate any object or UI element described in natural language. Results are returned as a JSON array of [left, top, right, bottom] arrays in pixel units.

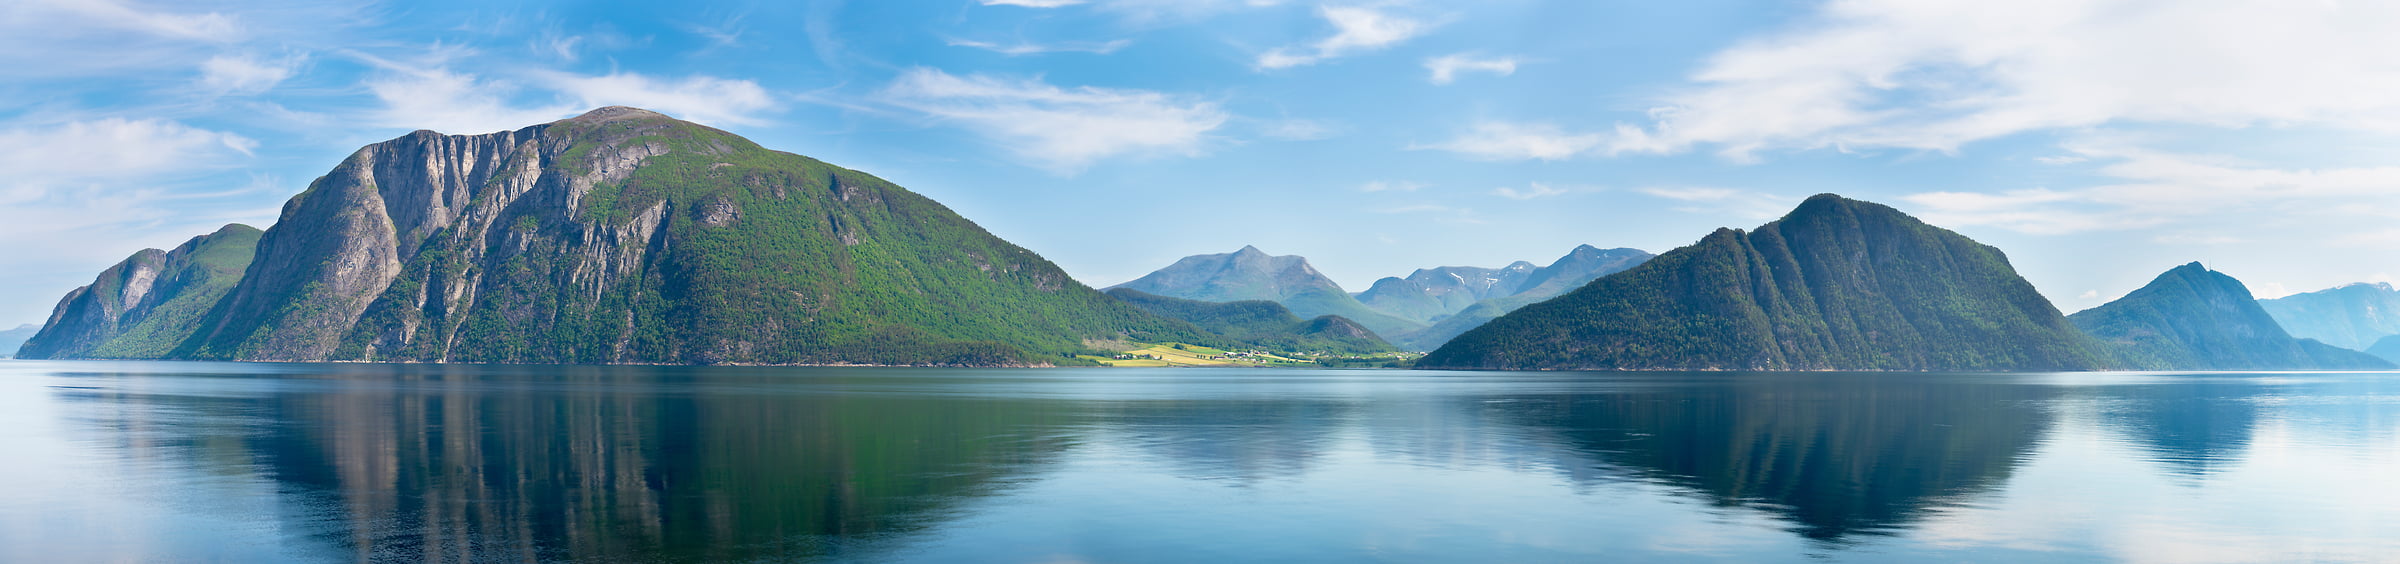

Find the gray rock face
[[1379, 245, 1655, 351], [182, 108, 725, 360], [16, 224, 261, 359]]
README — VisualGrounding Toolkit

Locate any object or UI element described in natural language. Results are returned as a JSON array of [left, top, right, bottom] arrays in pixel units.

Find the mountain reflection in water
[[7, 363, 2399, 562]]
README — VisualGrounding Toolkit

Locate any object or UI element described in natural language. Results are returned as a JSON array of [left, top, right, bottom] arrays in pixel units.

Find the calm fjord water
[[2, 361, 2395, 562]]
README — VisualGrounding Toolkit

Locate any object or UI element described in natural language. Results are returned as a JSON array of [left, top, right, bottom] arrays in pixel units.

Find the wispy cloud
[[1608, 0, 2400, 160], [1359, 181, 1423, 193], [543, 72, 777, 126], [980, 0, 1086, 6], [1492, 182, 1568, 200], [1257, 6, 1428, 69], [948, 38, 1132, 56], [1425, 53, 1516, 85], [197, 53, 297, 95], [1639, 187, 1794, 219], [1372, 203, 1483, 224], [880, 68, 1229, 173], [1903, 139, 2400, 237], [1418, 121, 1600, 161]]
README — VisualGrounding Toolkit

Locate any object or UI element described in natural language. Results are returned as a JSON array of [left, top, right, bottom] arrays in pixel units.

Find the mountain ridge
[[1418, 194, 2123, 371], [35, 107, 1212, 366], [2068, 262, 2392, 370]]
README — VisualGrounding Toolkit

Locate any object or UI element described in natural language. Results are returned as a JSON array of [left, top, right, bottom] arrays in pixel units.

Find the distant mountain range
[[1107, 246, 1424, 338], [1383, 245, 1653, 351], [1104, 288, 1393, 355], [2069, 263, 2390, 370], [1418, 194, 2125, 371], [14, 109, 2392, 372], [2257, 283, 2400, 351], [1115, 244, 1652, 351], [0, 324, 37, 359]]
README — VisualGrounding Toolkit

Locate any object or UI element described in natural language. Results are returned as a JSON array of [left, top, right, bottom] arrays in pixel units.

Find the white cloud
[[948, 38, 1132, 56], [2077, 289, 2102, 300], [364, 63, 777, 134], [197, 54, 296, 95], [0, 118, 265, 295], [1419, 121, 1600, 161], [1257, 6, 1428, 69], [1639, 187, 1795, 219], [1359, 181, 1423, 193], [1261, 118, 1335, 140], [1425, 54, 1516, 85], [40, 0, 244, 42], [881, 68, 1229, 173], [981, 0, 1085, 6], [1493, 182, 1567, 200], [544, 72, 777, 126], [1610, 0, 2400, 160], [365, 67, 578, 134], [1904, 140, 2400, 236], [0, 119, 255, 199]]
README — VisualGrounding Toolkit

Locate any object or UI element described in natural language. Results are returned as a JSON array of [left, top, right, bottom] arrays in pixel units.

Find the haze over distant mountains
[[1113, 244, 1652, 351], [2069, 263, 2390, 370], [1107, 246, 1423, 339], [2258, 283, 2400, 351]]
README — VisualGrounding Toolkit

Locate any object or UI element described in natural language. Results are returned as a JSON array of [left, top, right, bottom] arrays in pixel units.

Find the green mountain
[[2256, 282, 2400, 351], [16, 224, 262, 359], [1418, 194, 2122, 371], [1110, 246, 1423, 337], [1104, 288, 1394, 355], [1385, 245, 1653, 351], [29, 106, 1218, 366], [0, 324, 38, 358], [2068, 263, 2392, 370]]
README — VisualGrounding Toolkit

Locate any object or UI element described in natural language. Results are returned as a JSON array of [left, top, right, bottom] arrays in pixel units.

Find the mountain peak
[[1234, 244, 1266, 256], [565, 106, 672, 124]]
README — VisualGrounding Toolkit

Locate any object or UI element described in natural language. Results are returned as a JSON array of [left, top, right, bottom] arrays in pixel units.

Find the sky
[[7, 0, 2400, 326]]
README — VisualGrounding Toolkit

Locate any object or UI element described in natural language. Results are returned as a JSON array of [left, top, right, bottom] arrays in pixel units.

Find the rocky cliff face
[[2068, 263, 2392, 370], [17, 224, 261, 359], [154, 106, 1189, 365], [1419, 194, 2121, 371]]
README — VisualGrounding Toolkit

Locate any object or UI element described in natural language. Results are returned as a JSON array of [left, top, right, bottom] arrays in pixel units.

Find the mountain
[[2257, 283, 2400, 351], [1418, 194, 2122, 371], [1104, 288, 1394, 355], [2366, 335, 2400, 365], [0, 324, 37, 358], [1385, 245, 1654, 351], [2068, 263, 2392, 370], [21, 106, 1222, 366], [1354, 262, 1538, 324], [16, 224, 263, 359], [1109, 246, 1422, 337]]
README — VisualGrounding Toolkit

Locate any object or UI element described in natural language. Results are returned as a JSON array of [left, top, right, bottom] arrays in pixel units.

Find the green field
[[1078, 342, 1420, 368]]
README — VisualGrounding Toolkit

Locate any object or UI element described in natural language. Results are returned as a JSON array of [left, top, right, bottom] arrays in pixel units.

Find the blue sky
[[7, 0, 2400, 326]]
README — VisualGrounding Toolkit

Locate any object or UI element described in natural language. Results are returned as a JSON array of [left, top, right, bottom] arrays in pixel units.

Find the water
[[2, 361, 2396, 562]]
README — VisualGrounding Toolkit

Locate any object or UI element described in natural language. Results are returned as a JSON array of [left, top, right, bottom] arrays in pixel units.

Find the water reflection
[[10, 363, 2399, 562], [59, 366, 1077, 562], [1494, 374, 2055, 541]]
